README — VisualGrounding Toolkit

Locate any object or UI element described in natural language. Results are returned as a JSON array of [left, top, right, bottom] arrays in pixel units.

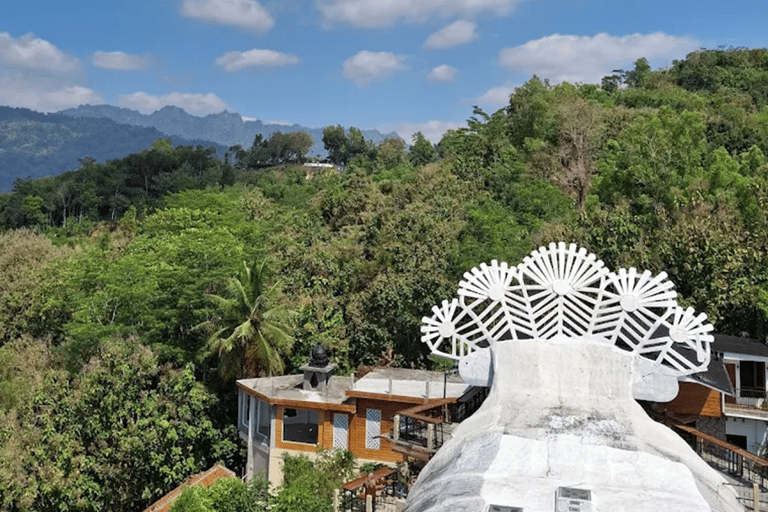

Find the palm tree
[[201, 259, 294, 379]]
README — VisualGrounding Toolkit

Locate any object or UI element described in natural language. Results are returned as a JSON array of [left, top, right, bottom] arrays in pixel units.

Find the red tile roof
[[143, 464, 237, 512]]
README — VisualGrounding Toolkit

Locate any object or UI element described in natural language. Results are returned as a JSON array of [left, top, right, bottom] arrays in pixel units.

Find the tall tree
[[322, 125, 348, 165], [201, 260, 294, 379], [410, 132, 435, 166], [555, 96, 604, 210]]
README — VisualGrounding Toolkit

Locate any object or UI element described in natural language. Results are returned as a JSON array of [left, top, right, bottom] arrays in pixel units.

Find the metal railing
[[388, 386, 490, 460], [735, 387, 768, 408]]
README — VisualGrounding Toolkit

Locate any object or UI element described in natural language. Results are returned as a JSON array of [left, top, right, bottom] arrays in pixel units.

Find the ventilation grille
[[555, 487, 592, 512]]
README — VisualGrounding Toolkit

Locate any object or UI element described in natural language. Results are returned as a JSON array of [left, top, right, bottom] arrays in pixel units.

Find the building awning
[[682, 353, 734, 396]]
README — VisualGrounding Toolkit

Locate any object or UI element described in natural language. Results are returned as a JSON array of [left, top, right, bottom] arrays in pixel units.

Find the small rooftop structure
[[405, 242, 744, 512]]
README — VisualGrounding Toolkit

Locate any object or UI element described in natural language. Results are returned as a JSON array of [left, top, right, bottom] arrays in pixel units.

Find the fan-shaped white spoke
[[421, 243, 714, 377]]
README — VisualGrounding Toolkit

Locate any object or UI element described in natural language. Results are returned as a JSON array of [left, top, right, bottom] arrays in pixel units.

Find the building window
[[240, 391, 250, 430], [257, 400, 270, 439], [239, 392, 271, 442], [739, 361, 766, 396], [333, 413, 348, 449], [283, 408, 319, 444], [365, 409, 381, 449]]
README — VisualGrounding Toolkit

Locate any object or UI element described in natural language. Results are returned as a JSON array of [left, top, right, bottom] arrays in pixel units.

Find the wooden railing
[[652, 411, 768, 489], [339, 467, 401, 512]]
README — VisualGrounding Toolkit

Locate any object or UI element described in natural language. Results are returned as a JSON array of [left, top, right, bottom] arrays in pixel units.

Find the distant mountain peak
[[56, 104, 399, 156]]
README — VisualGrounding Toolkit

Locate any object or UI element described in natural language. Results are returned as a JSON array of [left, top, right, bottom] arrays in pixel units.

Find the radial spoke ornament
[[421, 242, 713, 376]]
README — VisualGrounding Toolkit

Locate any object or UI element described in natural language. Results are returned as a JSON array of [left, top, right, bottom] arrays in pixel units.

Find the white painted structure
[[406, 243, 744, 512]]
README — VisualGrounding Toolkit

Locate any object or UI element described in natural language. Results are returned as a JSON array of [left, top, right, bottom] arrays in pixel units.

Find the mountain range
[[0, 105, 398, 192], [58, 104, 398, 159]]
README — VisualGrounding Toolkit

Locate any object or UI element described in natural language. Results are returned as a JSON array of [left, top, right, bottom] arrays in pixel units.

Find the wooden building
[[236, 346, 470, 486]]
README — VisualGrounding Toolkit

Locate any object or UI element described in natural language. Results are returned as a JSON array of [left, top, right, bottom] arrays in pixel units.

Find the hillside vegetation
[[0, 107, 231, 191], [2, 47, 768, 511]]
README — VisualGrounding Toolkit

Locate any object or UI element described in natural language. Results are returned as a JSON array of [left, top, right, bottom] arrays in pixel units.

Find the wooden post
[[753, 482, 760, 512], [333, 488, 340, 512], [393, 415, 400, 442], [366, 494, 373, 512], [427, 423, 434, 451]]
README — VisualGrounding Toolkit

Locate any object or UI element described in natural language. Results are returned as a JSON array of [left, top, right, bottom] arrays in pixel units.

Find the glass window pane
[[241, 393, 250, 428], [258, 400, 270, 439], [283, 408, 318, 444], [365, 409, 381, 449]]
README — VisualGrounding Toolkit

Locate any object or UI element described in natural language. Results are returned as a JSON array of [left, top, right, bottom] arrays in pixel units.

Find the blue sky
[[2, 0, 767, 142]]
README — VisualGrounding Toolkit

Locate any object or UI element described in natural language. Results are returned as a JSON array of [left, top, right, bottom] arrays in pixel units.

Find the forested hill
[[58, 104, 399, 158], [0, 107, 229, 191], [5, 47, 768, 511]]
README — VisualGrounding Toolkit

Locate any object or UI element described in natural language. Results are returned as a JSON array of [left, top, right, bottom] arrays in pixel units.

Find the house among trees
[[236, 344, 472, 486], [659, 334, 768, 454]]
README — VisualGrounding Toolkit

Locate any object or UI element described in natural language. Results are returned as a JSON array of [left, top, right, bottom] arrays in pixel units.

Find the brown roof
[[143, 464, 236, 512]]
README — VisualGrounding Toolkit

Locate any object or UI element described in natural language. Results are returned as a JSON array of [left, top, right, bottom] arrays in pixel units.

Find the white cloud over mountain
[[384, 120, 463, 144], [91, 51, 152, 71], [424, 20, 478, 50], [342, 51, 408, 86], [0, 32, 102, 111], [0, 74, 103, 112], [181, 0, 274, 32], [498, 32, 700, 84], [317, 0, 528, 28], [0, 32, 80, 73], [215, 49, 299, 72], [118, 91, 227, 115], [428, 65, 458, 83]]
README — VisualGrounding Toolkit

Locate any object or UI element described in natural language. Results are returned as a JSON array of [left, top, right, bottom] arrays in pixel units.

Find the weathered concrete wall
[[404, 339, 743, 512]]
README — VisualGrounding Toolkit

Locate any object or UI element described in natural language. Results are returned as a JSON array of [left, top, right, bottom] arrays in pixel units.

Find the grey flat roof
[[351, 368, 470, 400], [237, 374, 354, 407]]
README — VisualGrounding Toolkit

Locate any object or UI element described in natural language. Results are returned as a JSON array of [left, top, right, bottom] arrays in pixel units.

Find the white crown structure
[[421, 242, 713, 378]]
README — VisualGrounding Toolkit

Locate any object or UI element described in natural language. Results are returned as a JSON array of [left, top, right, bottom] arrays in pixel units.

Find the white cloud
[[428, 64, 458, 83], [215, 49, 299, 72], [91, 51, 152, 71], [317, 0, 527, 28], [498, 32, 700, 84], [0, 32, 80, 73], [118, 91, 227, 115], [0, 74, 102, 112], [424, 20, 478, 50], [477, 83, 514, 106], [382, 120, 463, 144], [342, 51, 408, 86], [181, 0, 274, 32], [0, 34, 100, 112]]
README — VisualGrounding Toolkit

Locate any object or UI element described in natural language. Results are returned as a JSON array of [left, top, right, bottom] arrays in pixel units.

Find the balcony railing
[[733, 387, 768, 408], [387, 386, 489, 461], [339, 467, 402, 512]]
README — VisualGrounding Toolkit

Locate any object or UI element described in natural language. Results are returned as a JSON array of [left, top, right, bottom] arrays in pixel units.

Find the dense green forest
[[3, 47, 768, 511]]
